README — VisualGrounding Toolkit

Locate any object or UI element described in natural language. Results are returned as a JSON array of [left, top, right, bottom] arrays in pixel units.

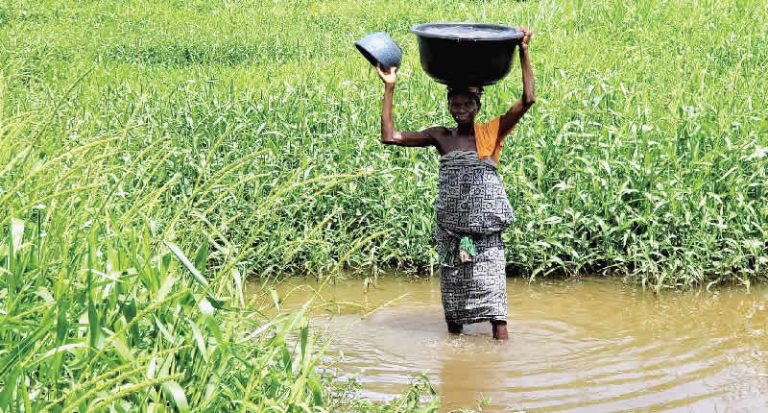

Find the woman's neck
[[456, 122, 474, 135]]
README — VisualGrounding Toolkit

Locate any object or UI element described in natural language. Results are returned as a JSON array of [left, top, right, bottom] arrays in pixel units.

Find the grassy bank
[[0, 0, 766, 409], [3, 0, 766, 288]]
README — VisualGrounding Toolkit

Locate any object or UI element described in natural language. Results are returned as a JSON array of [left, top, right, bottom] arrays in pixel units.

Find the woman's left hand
[[518, 26, 532, 51]]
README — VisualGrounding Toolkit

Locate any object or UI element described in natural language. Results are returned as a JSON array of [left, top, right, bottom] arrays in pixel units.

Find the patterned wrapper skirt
[[434, 151, 515, 325]]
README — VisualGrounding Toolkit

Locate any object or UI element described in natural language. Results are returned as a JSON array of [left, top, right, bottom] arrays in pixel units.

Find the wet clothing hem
[[445, 315, 507, 325]]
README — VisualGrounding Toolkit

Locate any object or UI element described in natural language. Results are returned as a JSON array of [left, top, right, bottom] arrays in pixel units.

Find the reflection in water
[[261, 277, 768, 412]]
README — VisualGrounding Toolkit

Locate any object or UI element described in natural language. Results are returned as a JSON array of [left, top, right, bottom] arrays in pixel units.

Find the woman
[[376, 28, 535, 340]]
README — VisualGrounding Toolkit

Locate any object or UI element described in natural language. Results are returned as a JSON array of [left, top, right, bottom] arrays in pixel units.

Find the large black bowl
[[411, 22, 522, 86]]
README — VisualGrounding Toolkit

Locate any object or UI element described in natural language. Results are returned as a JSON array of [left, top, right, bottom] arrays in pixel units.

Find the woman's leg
[[491, 320, 508, 340], [447, 321, 463, 334]]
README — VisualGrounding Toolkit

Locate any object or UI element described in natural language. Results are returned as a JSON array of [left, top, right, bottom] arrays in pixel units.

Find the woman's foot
[[492, 320, 508, 340], [447, 321, 463, 334]]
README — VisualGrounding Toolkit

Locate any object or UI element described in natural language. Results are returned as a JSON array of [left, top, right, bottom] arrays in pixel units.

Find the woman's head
[[447, 85, 483, 125]]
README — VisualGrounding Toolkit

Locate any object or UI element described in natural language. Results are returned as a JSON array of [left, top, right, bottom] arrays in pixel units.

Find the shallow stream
[[262, 277, 767, 412]]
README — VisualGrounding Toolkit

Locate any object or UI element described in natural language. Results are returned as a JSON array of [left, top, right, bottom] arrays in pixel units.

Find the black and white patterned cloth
[[434, 151, 515, 325]]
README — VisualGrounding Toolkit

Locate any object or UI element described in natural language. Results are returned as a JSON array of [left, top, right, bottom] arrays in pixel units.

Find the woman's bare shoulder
[[423, 126, 451, 138]]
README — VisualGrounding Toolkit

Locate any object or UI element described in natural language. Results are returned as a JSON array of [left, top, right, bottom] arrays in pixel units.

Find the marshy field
[[1, 0, 766, 411]]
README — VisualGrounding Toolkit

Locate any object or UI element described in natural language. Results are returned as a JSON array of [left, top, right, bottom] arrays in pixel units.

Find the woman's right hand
[[376, 64, 397, 85]]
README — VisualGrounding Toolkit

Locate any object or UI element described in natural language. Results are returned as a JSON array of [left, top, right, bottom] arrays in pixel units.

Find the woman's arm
[[498, 27, 535, 138], [377, 65, 436, 147]]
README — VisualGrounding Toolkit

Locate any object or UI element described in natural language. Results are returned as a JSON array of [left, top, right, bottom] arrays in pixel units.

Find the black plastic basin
[[411, 22, 522, 86], [355, 32, 402, 69]]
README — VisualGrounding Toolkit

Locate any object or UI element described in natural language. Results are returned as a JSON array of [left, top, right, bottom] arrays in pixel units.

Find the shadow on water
[[253, 277, 768, 412]]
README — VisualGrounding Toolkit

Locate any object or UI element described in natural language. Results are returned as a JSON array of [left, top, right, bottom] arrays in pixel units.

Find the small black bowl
[[411, 22, 523, 86], [355, 32, 402, 69]]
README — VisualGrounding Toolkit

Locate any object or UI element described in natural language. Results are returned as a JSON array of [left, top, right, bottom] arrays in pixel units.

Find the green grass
[[0, 0, 766, 410], [0, 108, 438, 410], [3, 0, 765, 288]]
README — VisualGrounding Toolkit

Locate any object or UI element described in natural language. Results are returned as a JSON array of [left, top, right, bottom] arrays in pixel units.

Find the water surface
[[263, 277, 768, 412], [413, 23, 519, 40]]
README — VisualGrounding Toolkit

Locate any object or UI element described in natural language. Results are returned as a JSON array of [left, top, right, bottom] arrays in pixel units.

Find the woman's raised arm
[[377, 65, 436, 147], [498, 27, 535, 139]]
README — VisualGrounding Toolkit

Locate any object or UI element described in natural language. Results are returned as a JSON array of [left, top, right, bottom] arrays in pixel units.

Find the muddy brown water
[[258, 277, 768, 412]]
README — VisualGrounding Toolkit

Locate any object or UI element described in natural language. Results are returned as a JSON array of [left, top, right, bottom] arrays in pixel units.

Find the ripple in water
[[270, 278, 768, 412]]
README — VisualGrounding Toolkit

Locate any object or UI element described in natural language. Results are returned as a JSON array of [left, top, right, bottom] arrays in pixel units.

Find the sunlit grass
[[0, 0, 766, 410], [0, 106, 439, 410]]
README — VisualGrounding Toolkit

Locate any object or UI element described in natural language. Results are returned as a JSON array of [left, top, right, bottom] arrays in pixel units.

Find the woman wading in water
[[376, 28, 534, 340]]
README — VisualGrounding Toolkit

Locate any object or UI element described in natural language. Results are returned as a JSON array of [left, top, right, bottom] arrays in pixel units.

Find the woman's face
[[449, 93, 479, 125]]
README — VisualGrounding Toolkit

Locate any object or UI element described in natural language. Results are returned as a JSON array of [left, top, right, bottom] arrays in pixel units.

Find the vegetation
[[0, 0, 766, 410], [0, 107, 440, 410], [2, 0, 767, 288]]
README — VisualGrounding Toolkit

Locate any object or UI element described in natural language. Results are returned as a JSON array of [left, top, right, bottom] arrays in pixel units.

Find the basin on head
[[411, 22, 523, 87]]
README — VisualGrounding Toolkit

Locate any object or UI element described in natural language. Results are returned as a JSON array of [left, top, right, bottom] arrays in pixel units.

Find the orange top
[[474, 116, 510, 164]]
